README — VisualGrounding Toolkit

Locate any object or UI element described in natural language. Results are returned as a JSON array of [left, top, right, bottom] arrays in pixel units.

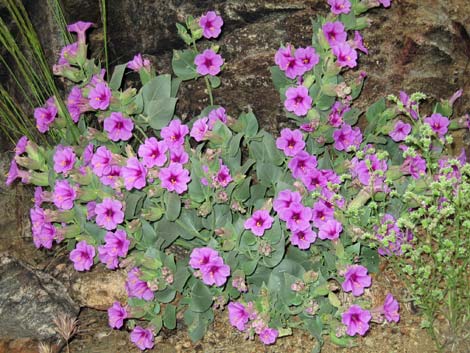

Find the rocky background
[[1, 0, 469, 352]]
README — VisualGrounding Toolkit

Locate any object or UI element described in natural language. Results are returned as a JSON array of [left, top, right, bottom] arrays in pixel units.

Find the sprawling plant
[[5, 0, 470, 351]]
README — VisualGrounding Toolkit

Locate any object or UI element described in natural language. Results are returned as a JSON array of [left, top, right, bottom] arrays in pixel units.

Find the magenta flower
[[228, 302, 250, 331], [159, 163, 191, 194], [53, 180, 77, 210], [259, 327, 279, 345], [161, 119, 189, 148], [95, 198, 124, 230], [389, 120, 412, 141], [88, 83, 111, 110], [32, 222, 56, 249], [189, 247, 220, 269], [127, 53, 151, 71], [69, 240, 95, 271], [170, 146, 189, 164], [121, 157, 147, 190], [91, 146, 114, 177], [126, 267, 154, 301], [318, 219, 342, 240], [290, 226, 317, 249], [295, 46, 320, 74], [208, 107, 228, 128], [322, 22, 347, 47], [103, 112, 134, 141], [108, 301, 128, 329], [213, 164, 232, 187], [382, 293, 400, 322], [190, 117, 210, 141], [104, 229, 130, 258], [58, 42, 79, 65], [342, 265, 372, 296], [14, 136, 28, 156], [300, 168, 327, 192], [378, 0, 391, 7], [284, 86, 312, 116], [284, 56, 303, 79], [341, 305, 371, 336], [282, 202, 312, 231], [333, 124, 362, 151], [332, 43, 358, 68], [328, 0, 351, 15], [199, 11, 223, 39], [53, 145, 76, 174], [273, 189, 302, 214], [244, 209, 274, 236], [67, 21, 94, 43], [100, 165, 122, 188], [311, 200, 335, 226], [200, 257, 231, 286], [274, 44, 294, 71], [351, 31, 368, 54], [276, 128, 305, 157], [138, 137, 168, 168], [401, 155, 426, 179], [424, 113, 449, 137], [194, 49, 224, 76], [130, 326, 154, 351], [34, 100, 58, 133], [288, 151, 317, 179], [67, 86, 89, 122], [98, 246, 119, 270]]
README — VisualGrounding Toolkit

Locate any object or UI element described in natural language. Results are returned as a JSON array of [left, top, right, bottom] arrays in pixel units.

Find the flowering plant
[[5, 0, 470, 351]]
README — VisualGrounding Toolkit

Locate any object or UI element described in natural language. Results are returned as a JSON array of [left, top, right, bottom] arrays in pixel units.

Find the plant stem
[[204, 76, 214, 106]]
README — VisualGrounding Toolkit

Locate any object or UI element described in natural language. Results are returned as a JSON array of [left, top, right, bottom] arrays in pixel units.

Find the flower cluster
[[189, 247, 230, 286]]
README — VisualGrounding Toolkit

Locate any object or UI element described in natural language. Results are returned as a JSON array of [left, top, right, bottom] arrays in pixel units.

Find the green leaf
[[208, 75, 221, 88], [172, 49, 198, 80], [189, 281, 213, 312], [142, 75, 172, 103], [339, 12, 356, 30], [164, 192, 181, 221], [150, 315, 163, 335], [141, 219, 157, 246], [155, 287, 176, 303], [241, 111, 259, 137], [361, 246, 380, 273], [84, 222, 106, 243], [343, 108, 361, 126], [270, 66, 294, 90], [256, 162, 282, 186], [124, 191, 145, 220], [147, 97, 177, 130], [109, 63, 127, 90], [328, 292, 341, 308], [163, 304, 177, 329], [174, 264, 191, 292], [155, 219, 179, 243], [366, 98, 386, 123], [175, 209, 203, 240]]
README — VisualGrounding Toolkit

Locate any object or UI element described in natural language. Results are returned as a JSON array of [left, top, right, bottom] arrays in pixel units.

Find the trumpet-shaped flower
[[199, 11, 224, 39], [342, 265, 372, 296], [341, 305, 371, 336], [70, 240, 95, 271], [195, 49, 224, 76], [244, 209, 274, 236], [284, 86, 312, 116], [276, 128, 305, 157], [95, 198, 124, 230], [104, 112, 134, 141], [159, 163, 191, 194]]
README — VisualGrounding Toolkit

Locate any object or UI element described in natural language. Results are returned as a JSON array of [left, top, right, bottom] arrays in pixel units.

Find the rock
[[0, 254, 79, 341]]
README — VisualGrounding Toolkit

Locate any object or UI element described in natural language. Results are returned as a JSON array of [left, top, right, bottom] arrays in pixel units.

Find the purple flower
[[399, 91, 419, 119], [328, 101, 350, 127], [189, 247, 220, 269], [322, 22, 347, 47], [282, 202, 312, 231], [200, 257, 231, 286], [284, 56, 303, 79], [95, 198, 124, 230], [328, 0, 351, 15], [126, 267, 154, 301], [130, 326, 154, 351], [34, 99, 57, 133], [159, 163, 191, 194], [14, 136, 28, 156], [228, 302, 250, 331], [350, 31, 368, 54], [190, 117, 210, 141], [284, 86, 312, 116], [213, 163, 232, 187], [138, 137, 168, 168], [53, 180, 77, 210], [88, 83, 111, 110], [53, 146, 76, 174], [342, 305, 371, 336], [318, 219, 342, 240], [275, 44, 294, 71], [244, 210, 274, 236], [121, 157, 147, 190], [104, 229, 130, 258], [104, 112, 134, 141], [33, 222, 56, 249], [208, 107, 228, 128], [300, 168, 327, 191], [98, 246, 119, 270], [273, 189, 302, 214], [127, 53, 151, 71], [199, 11, 223, 39], [67, 86, 89, 122], [288, 151, 318, 179], [389, 120, 412, 141], [161, 119, 189, 148], [70, 240, 95, 271], [382, 293, 400, 322], [194, 49, 224, 76], [378, 0, 391, 7], [311, 200, 334, 226], [342, 265, 372, 296], [67, 21, 94, 44], [91, 146, 114, 177], [170, 146, 189, 164], [276, 128, 305, 157], [401, 155, 426, 179], [424, 113, 449, 137], [290, 226, 317, 249], [58, 42, 79, 65], [108, 301, 128, 329], [333, 124, 362, 151], [332, 43, 358, 68], [100, 165, 122, 188], [259, 327, 278, 345]]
